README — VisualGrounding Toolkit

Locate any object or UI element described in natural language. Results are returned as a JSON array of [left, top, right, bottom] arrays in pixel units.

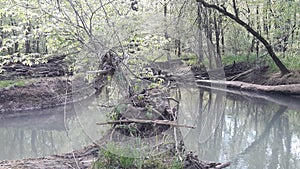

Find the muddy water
[[1, 85, 300, 169], [179, 87, 300, 169], [0, 95, 110, 161]]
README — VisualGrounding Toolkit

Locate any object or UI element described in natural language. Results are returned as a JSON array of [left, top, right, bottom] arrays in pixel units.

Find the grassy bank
[[0, 79, 26, 89], [92, 143, 183, 169], [222, 53, 300, 72]]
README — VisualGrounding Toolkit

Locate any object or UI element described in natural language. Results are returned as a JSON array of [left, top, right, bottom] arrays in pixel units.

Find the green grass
[[93, 142, 184, 169], [265, 54, 300, 72], [221, 54, 258, 65], [93, 143, 143, 169], [0, 79, 26, 89], [180, 54, 198, 65], [221, 53, 300, 72]]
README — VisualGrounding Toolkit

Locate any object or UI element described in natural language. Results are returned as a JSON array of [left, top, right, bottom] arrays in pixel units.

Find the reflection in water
[[1, 83, 300, 169], [179, 87, 300, 169], [0, 95, 109, 161]]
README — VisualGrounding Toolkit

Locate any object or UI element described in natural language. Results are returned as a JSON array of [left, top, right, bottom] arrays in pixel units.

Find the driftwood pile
[[193, 62, 300, 95], [95, 60, 230, 168], [97, 86, 187, 138], [93, 51, 121, 95], [0, 55, 69, 80], [184, 152, 230, 169], [191, 61, 268, 84]]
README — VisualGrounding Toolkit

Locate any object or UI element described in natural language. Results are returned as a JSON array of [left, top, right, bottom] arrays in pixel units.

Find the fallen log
[[226, 68, 255, 81], [192, 61, 253, 79], [196, 79, 300, 95], [96, 118, 196, 129]]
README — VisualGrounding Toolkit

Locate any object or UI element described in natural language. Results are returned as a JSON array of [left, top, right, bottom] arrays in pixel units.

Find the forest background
[[0, 0, 299, 80]]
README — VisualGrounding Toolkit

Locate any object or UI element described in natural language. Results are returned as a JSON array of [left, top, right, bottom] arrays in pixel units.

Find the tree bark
[[196, 0, 290, 75], [25, 25, 31, 54], [197, 2, 204, 62], [196, 79, 300, 95]]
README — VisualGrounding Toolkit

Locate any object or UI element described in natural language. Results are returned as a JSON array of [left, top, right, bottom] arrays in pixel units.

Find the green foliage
[[181, 54, 198, 65], [222, 53, 300, 73], [94, 143, 142, 169], [221, 54, 258, 65], [0, 0, 298, 77], [107, 104, 127, 121], [142, 157, 183, 169], [0, 79, 26, 89], [93, 143, 184, 169], [265, 54, 300, 72]]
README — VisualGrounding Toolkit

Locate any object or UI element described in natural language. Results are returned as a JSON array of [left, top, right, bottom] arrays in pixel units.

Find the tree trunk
[[196, 0, 290, 75], [256, 5, 260, 58], [196, 79, 300, 95], [197, 2, 204, 62], [214, 13, 221, 59], [175, 39, 181, 57], [220, 22, 225, 55], [25, 25, 31, 54], [204, 8, 214, 69], [36, 39, 40, 53], [164, 0, 168, 39]]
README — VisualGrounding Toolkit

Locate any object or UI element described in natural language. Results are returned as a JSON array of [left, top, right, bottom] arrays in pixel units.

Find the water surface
[[179, 87, 300, 169], [1, 85, 300, 169], [0, 95, 109, 160]]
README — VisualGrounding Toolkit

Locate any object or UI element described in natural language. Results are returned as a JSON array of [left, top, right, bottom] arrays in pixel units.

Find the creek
[[179, 86, 300, 169], [1, 85, 300, 169], [0, 94, 110, 161]]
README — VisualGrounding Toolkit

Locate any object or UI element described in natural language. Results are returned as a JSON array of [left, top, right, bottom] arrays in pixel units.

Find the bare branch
[[96, 118, 196, 129]]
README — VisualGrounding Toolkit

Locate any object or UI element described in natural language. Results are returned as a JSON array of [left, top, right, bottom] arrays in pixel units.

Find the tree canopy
[[0, 0, 299, 75]]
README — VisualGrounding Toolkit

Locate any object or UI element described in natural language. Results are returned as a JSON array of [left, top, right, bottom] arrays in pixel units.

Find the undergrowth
[[265, 54, 300, 72], [222, 53, 300, 72], [0, 79, 26, 89], [92, 143, 183, 169]]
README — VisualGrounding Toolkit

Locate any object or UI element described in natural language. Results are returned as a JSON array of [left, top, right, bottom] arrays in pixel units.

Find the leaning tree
[[196, 0, 290, 75]]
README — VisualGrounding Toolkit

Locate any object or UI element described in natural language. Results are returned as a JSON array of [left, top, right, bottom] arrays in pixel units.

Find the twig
[[86, 70, 109, 74], [96, 119, 196, 129], [163, 97, 179, 103], [151, 108, 167, 120], [215, 161, 231, 169]]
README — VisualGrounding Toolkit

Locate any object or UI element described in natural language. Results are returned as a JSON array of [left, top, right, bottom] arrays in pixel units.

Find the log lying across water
[[196, 79, 300, 95]]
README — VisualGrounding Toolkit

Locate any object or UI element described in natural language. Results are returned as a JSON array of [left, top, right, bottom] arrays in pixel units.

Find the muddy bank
[[0, 143, 100, 169], [0, 76, 94, 113], [0, 51, 121, 113], [0, 55, 70, 80], [192, 61, 300, 85], [192, 61, 300, 95]]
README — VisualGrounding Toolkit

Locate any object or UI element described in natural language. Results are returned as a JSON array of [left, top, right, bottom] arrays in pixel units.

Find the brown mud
[[0, 77, 71, 112], [0, 76, 95, 113], [192, 61, 300, 85], [0, 143, 100, 169]]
